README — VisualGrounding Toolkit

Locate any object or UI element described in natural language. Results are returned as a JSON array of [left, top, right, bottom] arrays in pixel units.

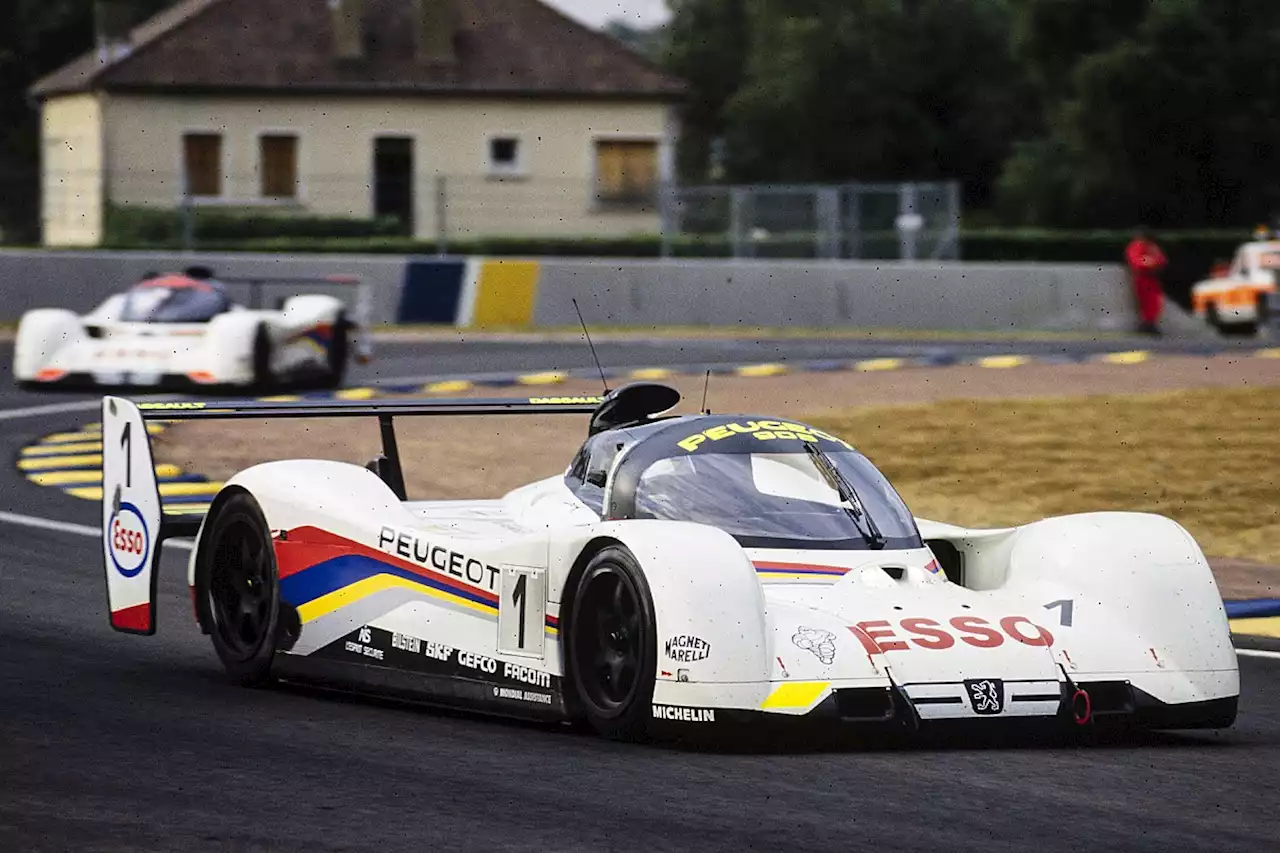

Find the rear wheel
[[1206, 304, 1222, 332], [321, 312, 351, 390], [196, 492, 280, 686], [566, 546, 657, 739]]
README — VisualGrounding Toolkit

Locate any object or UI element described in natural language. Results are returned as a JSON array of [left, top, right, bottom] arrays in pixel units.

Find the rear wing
[[99, 393, 605, 635], [219, 274, 369, 317]]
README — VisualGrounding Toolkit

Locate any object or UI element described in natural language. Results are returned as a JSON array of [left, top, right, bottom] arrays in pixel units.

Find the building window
[[594, 140, 659, 209], [488, 136, 522, 176], [182, 133, 223, 198], [260, 134, 299, 198]]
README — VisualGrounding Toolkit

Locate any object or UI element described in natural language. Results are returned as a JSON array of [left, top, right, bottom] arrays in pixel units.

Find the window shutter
[[261, 135, 298, 198], [183, 134, 222, 197]]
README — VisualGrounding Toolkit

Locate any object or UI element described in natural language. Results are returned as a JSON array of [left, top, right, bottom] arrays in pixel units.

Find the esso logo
[[108, 503, 150, 578]]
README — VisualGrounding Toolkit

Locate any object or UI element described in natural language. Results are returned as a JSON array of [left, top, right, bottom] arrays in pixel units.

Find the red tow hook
[[1071, 688, 1092, 725]]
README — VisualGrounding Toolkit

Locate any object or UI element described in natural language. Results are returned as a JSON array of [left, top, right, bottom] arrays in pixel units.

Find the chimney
[[329, 0, 366, 60], [417, 0, 458, 65], [94, 1, 134, 64]]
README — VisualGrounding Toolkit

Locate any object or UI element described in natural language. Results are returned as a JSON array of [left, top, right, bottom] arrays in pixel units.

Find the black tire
[[251, 323, 273, 389], [195, 492, 281, 686], [322, 312, 351, 390], [565, 546, 657, 739], [1206, 304, 1222, 332]]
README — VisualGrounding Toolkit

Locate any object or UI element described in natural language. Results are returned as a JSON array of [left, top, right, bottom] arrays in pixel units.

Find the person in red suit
[[1125, 228, 1168, 335]]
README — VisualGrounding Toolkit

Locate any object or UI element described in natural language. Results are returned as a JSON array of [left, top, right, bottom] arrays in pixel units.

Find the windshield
[[119, 276, 231, 323], [632, 450, 923, 550]]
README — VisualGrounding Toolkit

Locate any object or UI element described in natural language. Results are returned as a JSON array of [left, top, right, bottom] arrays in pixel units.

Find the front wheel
[[195, 492, 281, 686], [565, 546, 657, 740]]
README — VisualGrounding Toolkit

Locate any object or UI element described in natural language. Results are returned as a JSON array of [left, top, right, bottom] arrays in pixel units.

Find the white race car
[[1191, 240, 1278, 335], [15, 268, 371, 391], [100, 385, 1238, 740]]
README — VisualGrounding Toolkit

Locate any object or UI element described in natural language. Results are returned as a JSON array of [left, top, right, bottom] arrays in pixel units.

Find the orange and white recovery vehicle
[[1191, 238, 1278, 335]]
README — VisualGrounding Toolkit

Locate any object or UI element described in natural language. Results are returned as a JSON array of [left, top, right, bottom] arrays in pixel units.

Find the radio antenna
[[572, 298, 609, 393], [700, 370, 712, 415]]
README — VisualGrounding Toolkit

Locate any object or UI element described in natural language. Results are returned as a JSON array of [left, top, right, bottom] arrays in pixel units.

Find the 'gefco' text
[[378, 526, 500, 592]]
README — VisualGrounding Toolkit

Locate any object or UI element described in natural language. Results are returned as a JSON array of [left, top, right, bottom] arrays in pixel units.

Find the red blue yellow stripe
[[275, 526, 558, 633], [753, 560, 853, 581]]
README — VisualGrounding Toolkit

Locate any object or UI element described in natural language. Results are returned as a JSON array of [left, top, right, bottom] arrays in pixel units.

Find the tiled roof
[[32, 0, 685, 100]]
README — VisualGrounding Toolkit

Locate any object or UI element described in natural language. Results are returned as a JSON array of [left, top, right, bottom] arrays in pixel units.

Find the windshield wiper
[[803, 443, 887, 549]]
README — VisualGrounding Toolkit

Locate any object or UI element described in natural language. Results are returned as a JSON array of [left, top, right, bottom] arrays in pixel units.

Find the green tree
[[1000, 0, 1280, 227], [603, 19, 668, 62], [1009, 0, 1149, 105], [718, 0, 1031, 207], [664, 0, 753, 181]]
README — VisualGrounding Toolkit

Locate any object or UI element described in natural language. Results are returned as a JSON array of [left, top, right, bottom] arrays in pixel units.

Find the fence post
[[844, 185, 861, 260], [434, 175, 449, 257], [729, 186, 745, 259], [947, 180, 962, 260], [897, 183, 921, 261], [180, 193, 195, 253], [817, 187, 840, 259], [659, 182, 675, 259]]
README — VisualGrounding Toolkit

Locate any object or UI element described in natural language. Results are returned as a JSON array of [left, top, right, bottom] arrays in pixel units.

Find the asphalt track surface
[[2, 338, 1280, 852], [357, 334, 1272, 385]]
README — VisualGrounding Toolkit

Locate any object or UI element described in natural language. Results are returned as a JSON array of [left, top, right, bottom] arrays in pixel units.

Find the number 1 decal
[[511, 574, 528, 649], [1044, 599, 1074, 627], [120, 421, 132, 488], [499, 567, 546, 659]]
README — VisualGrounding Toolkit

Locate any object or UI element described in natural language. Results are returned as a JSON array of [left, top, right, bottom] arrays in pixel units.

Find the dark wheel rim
[[574, 566, 644, 715], [208, 517, 273, 662]]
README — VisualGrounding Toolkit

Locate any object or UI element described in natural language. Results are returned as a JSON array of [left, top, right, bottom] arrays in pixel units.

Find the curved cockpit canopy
[[118, 271, 232, 323], [566, 409, 924, 551]]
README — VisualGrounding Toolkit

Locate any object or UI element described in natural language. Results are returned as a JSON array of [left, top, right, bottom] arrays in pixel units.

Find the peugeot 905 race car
[[101, 384, 1238, 740], [15, 268, 371, 391], [1191, 238, 1278, 335]]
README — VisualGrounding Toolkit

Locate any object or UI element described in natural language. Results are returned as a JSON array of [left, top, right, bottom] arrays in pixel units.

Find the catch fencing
[[660, 181, 962, 260]]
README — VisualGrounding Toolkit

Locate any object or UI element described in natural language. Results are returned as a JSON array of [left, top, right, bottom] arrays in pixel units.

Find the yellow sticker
[[138, 401, 207, 410], [529, 397, 605, 405], [678, 421, 852, 453]]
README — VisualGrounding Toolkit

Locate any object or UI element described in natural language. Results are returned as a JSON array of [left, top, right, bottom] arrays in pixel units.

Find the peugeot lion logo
[[964, 679, 1005, 715]]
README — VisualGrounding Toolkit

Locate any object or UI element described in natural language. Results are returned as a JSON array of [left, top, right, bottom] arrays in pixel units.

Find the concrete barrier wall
[[531, 260, 1132, 332], [0, 251, 1132, 332]]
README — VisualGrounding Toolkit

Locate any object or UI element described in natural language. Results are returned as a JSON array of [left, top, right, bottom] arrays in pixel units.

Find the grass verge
[[808, 387, 1280, 564]]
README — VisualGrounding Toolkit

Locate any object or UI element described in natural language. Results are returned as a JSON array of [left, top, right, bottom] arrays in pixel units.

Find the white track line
[[0, 509, 192, 551], [1236, 648, 1280, 661], [0, 400, 103, 422]]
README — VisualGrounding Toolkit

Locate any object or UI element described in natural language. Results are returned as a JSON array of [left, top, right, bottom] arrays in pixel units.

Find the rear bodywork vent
[[1078, 681, 1136, 716], [834, 688, 896, 722]]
